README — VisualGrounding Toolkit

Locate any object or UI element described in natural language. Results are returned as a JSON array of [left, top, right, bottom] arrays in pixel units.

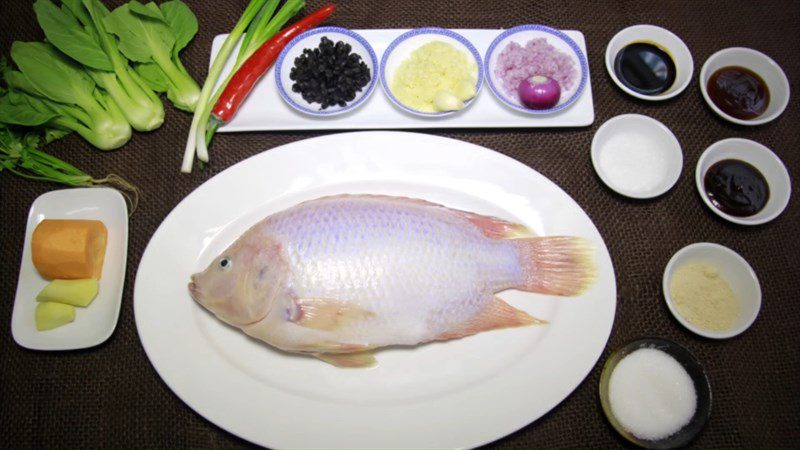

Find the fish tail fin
[[515, 237, 596, 296]]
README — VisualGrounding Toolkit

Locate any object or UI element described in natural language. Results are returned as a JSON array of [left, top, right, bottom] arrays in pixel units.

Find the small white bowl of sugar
[[599, 338, 712, 448], [591, 114, 683, 199]]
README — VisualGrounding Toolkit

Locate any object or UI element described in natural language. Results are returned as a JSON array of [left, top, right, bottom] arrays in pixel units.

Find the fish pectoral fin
[[315, 351, 377, 368], [288, 298, 375, 331], [434, 297, 547, 341]]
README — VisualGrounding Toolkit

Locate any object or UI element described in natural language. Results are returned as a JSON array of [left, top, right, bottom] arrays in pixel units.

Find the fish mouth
[[188, 276, 202, 302], [187, 279, 268, 327]]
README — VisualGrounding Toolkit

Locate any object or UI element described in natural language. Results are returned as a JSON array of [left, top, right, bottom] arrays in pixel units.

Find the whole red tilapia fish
[[189, 195, 595, 367]]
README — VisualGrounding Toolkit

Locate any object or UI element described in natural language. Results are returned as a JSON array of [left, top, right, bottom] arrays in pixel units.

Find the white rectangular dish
[[11, 188, 129, 351], [211, 29, 594, 131]]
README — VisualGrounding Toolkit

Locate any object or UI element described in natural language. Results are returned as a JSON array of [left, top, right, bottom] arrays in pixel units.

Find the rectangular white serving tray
[[210, 29, 594, 131], [11, 188, 129, 351]]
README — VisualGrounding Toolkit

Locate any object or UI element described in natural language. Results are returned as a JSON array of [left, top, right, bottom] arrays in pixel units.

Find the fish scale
[[189, 195, 595, 366], [262, 197, 518, 337]]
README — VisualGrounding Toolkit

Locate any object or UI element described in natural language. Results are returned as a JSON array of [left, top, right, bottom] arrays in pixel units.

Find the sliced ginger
[[36, 279, 99, 307], [35, 302, 75, 331]]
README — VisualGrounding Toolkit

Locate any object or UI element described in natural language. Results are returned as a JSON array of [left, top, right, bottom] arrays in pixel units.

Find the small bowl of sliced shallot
[[484, 24, 588, 114]]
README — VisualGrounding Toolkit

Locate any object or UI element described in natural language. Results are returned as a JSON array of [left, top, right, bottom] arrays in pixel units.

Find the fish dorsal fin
[[309, 194, 534, 239], [315, 351, 377, 368], [462, 212, 535, 239], [434, 297, 547, 341], [288, 298, 375, 331]]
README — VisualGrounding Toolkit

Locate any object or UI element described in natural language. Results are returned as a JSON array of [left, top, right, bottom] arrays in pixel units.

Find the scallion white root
[[180, 0, 270, 173]]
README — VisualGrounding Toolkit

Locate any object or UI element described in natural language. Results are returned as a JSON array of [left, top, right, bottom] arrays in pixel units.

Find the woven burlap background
[[2, 0, 798, 447]]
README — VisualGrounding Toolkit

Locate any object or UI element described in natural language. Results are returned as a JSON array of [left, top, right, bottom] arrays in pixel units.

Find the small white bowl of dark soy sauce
[[605, 25, 693, 101]]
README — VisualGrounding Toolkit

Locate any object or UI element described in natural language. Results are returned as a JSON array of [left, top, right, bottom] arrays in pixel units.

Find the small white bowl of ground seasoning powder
[[663, 242, 762, 339], [599, 338, 712, 448]]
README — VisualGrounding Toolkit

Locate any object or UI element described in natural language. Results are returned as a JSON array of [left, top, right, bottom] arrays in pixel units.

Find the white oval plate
[[134, 131, 616, 449], [11, 188, 129, 350]]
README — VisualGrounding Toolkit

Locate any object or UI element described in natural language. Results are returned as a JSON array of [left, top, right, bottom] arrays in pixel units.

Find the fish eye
[[218, 257, 232, 271]]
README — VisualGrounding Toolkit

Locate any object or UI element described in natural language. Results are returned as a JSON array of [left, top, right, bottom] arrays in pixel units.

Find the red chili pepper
[[212, 4, 336, 123]]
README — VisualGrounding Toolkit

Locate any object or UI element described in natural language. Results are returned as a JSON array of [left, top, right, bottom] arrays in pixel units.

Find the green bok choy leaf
[[33, 0, 165, 132], [104, 0, 200, 112], [3, 43, 131, 150]]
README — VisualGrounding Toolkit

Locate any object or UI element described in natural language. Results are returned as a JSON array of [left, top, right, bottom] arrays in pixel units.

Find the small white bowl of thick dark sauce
[[696, 138, 791, 225]]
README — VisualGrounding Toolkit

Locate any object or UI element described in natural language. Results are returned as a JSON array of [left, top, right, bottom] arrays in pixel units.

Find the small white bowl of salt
[[591, 114, 683, 199], [599, 338, 712, 449]]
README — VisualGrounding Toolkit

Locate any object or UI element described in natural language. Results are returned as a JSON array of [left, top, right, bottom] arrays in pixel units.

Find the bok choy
[[3, 44, 132, 150], [33, 0, 165, 132], [104, 0, 200, 112]]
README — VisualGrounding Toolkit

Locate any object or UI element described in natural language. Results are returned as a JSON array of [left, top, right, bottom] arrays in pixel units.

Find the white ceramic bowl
[[275, 27, 378, 116], [484, 24, 588, 114], [591, 114, 683, 199], [699, 47, 790, 126], [380, 27, 483, 117], [695, 138, 791, 225], [663, 243, 761, 339], [605, 24, 693, 101]]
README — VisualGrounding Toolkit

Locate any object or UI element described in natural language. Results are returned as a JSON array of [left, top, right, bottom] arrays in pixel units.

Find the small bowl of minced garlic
[[663, 242, 761, 339], [380, 27, 483, 117]]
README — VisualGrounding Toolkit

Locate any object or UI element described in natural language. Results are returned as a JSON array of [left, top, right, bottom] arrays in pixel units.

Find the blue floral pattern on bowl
[[379, 27, 484, 117], [275, 26, 378, 116], [484, 25, 588, 115]]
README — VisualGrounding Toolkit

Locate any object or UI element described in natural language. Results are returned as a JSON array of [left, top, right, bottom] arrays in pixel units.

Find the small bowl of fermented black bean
[[275, 27, 377, 116]]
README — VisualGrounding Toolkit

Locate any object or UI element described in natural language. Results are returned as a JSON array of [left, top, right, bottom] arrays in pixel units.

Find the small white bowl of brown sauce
[[700, 47, 790, 126], [696, 138, 791, 225], [605, 25, 693, 101]]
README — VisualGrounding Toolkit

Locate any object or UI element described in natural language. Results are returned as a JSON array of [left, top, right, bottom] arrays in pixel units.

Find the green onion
[[181, 0, 272, 173], [182, 0, 304, 173]]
